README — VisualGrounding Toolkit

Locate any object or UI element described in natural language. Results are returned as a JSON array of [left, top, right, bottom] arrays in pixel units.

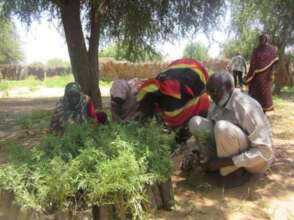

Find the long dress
[[244, 44, 279, 112]]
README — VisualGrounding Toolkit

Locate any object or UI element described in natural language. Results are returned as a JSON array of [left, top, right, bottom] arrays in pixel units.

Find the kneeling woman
[[50, 82, 107, 135], [137, 58, 210, 143]]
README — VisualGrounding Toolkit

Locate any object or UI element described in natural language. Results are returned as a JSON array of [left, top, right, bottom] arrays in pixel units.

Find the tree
[[46, 58, 70, 68], [230, 0, 294, 93], [1, 0, 225, 107], [0, 10, 23, 64], [28, 61, 45, 68], [221, 30, 259, 60], [183, 41, 209, 61], [100, 43, 162, 62]]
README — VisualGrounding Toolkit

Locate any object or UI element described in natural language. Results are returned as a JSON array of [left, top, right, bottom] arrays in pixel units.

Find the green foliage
[[28, 62, 45, 68], [18, 111, 52, 129], [221, 30, 259, 60], [1, 0, 225, 104], [1, 0, 225, 65], [183, 41, 209, 61], [42, 75, 74, 88], [103, 0, 224, 59], [46, 59, 70, 69], [0, 9, 23, 64], [0, 76, 111, 91], [230, 0, 294, 51], [280, 86, 294, 94], [99, 44, 117, 58], [99, 79, 112, 88], [0, 122, 174, 218], [100, 43, 162, 62], [229, 0, 294, 91], [0, 77, 41, 91], [0, 75, 70, 91], [100, 1, 225, 60]]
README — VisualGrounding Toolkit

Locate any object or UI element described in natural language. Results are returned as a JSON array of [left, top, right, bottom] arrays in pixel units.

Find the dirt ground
[[0, 93, 294, 220]]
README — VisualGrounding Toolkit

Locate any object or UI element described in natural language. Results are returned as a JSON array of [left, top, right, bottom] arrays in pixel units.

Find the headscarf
[[137, 58, 208, 102], [259, 32, 270, 44], [63, 82, 84, 110]]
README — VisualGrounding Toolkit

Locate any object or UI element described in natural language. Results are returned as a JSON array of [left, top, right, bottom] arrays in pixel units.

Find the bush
[[18, 111, 53, 129], [0, 121, 174, 218]]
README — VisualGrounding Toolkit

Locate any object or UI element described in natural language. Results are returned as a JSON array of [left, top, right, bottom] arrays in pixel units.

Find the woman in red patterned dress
[[244, 33, 279, 112]]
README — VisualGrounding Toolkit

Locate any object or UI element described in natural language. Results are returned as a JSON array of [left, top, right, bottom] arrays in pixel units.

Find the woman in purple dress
[[244, 33, 279, 112]]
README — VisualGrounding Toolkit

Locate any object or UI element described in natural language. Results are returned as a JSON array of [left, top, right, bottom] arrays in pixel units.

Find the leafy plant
[[99, 43, 163, 62], [0, 121, 174, 218], [0, 7, 23, 64], [18, 111, 53, 129], [46, 59, 70, 69], [183, 41, 209, 62]]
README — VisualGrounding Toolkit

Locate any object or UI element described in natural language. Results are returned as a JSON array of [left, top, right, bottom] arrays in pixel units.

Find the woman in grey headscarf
[[50, 82, 107, 135], [50, 82, 88, 135]]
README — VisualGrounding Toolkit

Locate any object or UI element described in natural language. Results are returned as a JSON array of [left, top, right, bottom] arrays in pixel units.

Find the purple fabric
[[246, 44, 278, 111], [248, 66, 274, 111]]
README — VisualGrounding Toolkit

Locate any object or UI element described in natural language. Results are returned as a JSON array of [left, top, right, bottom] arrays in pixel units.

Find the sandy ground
[[152, 95, 294, 220], [0, 90, 294, 220]]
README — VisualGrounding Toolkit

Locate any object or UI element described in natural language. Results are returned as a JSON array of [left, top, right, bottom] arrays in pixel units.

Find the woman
[[136, 58, 210, 129], [50, 82, 107, 135], [244, 33, 279, 112]]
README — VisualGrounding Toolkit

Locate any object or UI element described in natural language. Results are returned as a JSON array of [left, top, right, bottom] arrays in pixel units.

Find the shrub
[[18, 111, 53, 129], [0, 121, 174, 218]]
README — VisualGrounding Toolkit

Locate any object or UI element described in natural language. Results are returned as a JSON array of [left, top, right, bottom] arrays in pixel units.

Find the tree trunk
[[88, 0, 102, 108], [274, 47, 288, 95], [59, 0, 102, 107]]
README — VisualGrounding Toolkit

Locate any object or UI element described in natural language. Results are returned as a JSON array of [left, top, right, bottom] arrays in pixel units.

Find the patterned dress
[[136, 58, 210, 128], [50, 82, 88, 135], [244, 44, 279, 112]]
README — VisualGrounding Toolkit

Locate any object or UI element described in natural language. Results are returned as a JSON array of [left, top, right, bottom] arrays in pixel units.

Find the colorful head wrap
[[137, 58, 208, 101]]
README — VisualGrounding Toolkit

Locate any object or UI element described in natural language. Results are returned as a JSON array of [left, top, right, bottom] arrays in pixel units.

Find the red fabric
[[248, 67, 274, 111], [95, 112, 108, 124], [137, 58, 208, 101], [160, 80, 181, 99], [185, 86, 194, 96], [87, 101, 97, 118], [137, 58, 210, 127], [248, 45, 277, 72], [161, 94, 210, 128], [87, 101, 108, 124], [169, 58, 209, 82], [246, 44, 278, 111]]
